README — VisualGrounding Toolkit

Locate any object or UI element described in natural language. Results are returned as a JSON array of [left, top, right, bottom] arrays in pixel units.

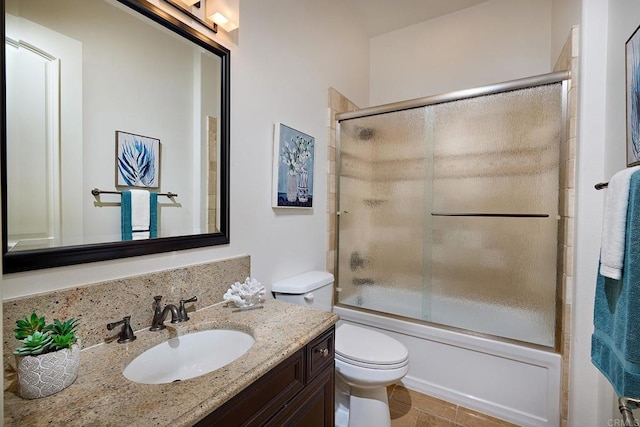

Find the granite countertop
[[4, 299, 339, 426]]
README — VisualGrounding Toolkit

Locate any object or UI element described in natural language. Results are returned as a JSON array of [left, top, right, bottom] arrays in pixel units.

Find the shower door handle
[[431, 212, 549, 218]]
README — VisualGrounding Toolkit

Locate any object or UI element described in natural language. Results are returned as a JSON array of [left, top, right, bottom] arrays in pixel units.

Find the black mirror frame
[[1, 0, 230, 274]]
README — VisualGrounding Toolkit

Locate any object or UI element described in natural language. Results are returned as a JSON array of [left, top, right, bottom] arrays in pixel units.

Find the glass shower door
[[337, 108, 432, 318], [428, 84, 561, 346], [336, 83, 563, 348]]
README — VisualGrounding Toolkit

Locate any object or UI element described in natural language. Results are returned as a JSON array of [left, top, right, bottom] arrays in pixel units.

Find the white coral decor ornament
[[223, 278, 266, 308]]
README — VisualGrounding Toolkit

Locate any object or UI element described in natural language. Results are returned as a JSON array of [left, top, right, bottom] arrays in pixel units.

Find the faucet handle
[[178, 296, 198, 321], [153, 295, 163, 314], [107, 316, 137, 343]]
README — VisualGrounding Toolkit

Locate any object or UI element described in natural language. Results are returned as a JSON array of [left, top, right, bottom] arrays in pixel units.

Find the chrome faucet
[[150, 296, 180, 331]]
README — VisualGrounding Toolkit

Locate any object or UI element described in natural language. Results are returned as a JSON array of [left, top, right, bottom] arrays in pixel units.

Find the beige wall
[[552, 0, 582, 69], [369, 0, 553, 106]]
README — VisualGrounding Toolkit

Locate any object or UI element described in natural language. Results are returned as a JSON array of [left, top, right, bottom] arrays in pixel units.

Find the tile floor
[[388, 385, 518, 427]]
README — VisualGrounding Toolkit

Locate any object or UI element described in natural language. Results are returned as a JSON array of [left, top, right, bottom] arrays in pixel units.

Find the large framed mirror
[[1, 0, 230, 273]]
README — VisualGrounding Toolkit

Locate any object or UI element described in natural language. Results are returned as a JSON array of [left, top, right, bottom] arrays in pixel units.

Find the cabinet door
[[195, 349, 305, 426], [267, 364, 335, 427]]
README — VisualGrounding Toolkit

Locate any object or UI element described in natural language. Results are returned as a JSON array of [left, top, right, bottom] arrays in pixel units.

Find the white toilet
[[272, 271, 409, 427]]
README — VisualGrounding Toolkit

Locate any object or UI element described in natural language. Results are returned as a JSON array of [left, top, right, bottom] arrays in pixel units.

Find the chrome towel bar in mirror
[[91, 188, 178, 199]]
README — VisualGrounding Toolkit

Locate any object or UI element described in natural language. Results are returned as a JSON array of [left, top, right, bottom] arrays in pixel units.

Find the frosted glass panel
[[337, 83, 562, 348], [428, 216, 558, 346], [431, 85, 561, 217], [337, 109, 430, 309]]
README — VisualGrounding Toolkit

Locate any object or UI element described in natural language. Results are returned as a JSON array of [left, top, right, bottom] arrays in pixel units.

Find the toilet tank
[[271, 271, 334, 312]]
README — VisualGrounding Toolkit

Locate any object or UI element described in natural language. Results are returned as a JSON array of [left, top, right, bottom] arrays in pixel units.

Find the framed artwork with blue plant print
[[272, 123, 315, 208], [626, 25, 640, 166], [115, 131, 160, 188]]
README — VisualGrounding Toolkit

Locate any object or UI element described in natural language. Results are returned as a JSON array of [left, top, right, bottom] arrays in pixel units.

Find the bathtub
[[334, 292, 561, 426], [339, 286, 554, 347]]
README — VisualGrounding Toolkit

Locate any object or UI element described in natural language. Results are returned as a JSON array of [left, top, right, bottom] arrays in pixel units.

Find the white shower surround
[[334, 298, 561, 427]]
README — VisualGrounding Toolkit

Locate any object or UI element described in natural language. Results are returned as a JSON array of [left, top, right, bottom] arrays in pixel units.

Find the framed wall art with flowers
[[272, 123, 315, 208]]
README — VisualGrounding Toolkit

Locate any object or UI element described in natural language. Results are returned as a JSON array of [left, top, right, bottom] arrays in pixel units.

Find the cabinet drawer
[[196, 348, 305, 426], [307, 326, 334, 382]]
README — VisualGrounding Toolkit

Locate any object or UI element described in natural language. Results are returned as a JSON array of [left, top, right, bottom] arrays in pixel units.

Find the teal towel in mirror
[[149, 192, 158, 238], [121, 190, 158, 241], [592, 170, 640, 397], [121, 191, 133, 241]]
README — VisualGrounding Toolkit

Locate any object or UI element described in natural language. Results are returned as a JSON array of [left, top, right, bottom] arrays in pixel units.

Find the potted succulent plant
[[13, 313, 80, 399]]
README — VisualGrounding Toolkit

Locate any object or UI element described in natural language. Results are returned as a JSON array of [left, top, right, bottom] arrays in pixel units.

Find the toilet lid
[[335, 323, 409, 366]]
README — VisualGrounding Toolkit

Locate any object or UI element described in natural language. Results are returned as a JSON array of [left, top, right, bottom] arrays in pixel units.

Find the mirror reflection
[[2, 0, 230, 272]]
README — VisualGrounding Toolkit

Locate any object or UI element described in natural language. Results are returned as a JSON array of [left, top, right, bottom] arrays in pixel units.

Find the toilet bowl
[[271, 271, 409, 427], [334, 323, 409, 427]]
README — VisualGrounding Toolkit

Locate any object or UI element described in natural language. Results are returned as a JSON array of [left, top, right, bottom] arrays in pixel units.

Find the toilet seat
[[335, 356, 409, 389], [335, 324, 409, 370], [335, 352, 408, 369]]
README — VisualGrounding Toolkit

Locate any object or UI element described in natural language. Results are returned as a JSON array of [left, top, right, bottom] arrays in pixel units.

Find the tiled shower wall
[[554, 25, 579, 427], [326, 90, 359, 276], [326, 26, 579, 425]]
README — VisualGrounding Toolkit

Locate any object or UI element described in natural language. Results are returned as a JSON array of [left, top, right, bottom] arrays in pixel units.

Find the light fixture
[[205, 0, 239, 33], [162, 0, 218, 32], [163, 0, 239, 34], [208, 11, 238, 32]]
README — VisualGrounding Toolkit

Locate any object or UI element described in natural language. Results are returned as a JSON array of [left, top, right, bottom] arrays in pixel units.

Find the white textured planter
[[16, 342, 81, 399]]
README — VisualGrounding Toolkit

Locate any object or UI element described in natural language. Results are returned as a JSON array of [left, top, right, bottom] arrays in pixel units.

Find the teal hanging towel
[[121, 190, 158, 240], [121, 190, 133, 241], [592, 170, 640, 397], [149, 192, 158, 238]]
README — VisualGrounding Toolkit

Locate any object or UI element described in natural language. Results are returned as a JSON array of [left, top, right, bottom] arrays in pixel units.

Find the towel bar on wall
[[619, 396, 640, 426], [91, 188, 178, 198], [595, 182, 609, 190]]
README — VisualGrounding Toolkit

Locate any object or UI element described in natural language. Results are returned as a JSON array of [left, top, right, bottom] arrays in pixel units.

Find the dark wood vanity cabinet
[[195, 326, 335, 427]]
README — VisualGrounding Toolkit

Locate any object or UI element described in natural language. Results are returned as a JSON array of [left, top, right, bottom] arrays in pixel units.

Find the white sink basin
[[123, 329, 255, 384]]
